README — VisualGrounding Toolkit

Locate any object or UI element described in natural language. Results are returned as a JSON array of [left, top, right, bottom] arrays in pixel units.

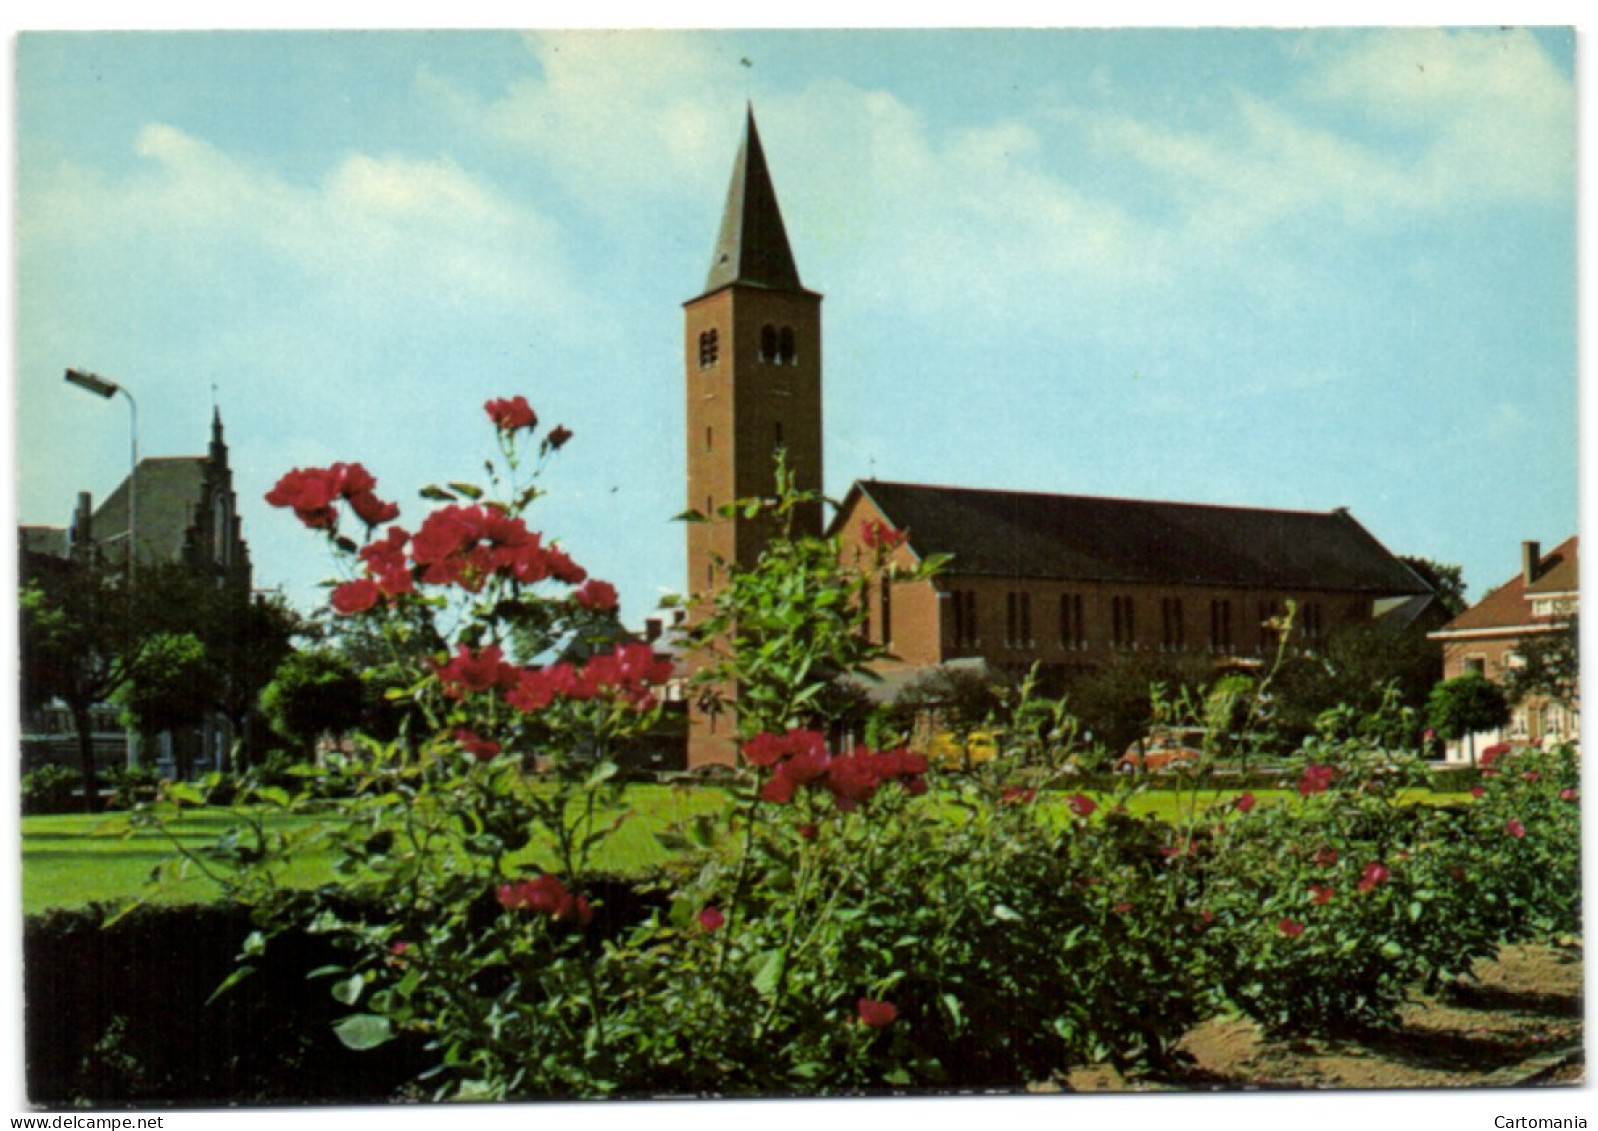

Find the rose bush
[[136, 398, 1583, 1097]]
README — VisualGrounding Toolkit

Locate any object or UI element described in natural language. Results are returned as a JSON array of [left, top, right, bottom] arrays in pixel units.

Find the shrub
[[23, 763, 81, 815]]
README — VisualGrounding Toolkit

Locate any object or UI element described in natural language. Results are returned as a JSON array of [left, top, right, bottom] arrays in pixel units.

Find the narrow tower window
[[760, 324, 778, 363], [698, 328, 719, 368], [778, 326, 797, 365]]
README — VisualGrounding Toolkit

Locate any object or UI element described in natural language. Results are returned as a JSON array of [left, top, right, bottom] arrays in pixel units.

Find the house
[[20, 410, 254, 779], [1429, 537, 1579, 762], [681, 109, 1436, 767]]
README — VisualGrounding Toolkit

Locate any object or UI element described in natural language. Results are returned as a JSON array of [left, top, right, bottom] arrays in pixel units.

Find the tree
[[192, 588, 304, 772], [1270, 621, 1442, 749], [1061, 652, 1214, 762], [1427, 674, 1511, 766], [1502, 614, 1579, 714], [20, 560, 200, 810], [114, 632, 216, 780], [1401, 556, 1468, 618], [258, 649, 370, 757]]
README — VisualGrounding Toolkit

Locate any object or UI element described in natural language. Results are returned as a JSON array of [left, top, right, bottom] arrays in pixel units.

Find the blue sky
[[13, 27, 1580, 625]]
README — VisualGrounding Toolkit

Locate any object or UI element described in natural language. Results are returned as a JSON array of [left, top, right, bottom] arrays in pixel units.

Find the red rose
[[1278, 918, 1305, 938], [574, 579, 619, 612], [860, 519, 908, 552], [1068, 793, 1097, 818], [1001, 787, 1036, 805], [455, 728, 501, 761], [1357, 862, 1390, 892], [697, 907, 725, 932], [1313, 847, 1339, 868], [1506, 819, 1526, 839], [1298, 764, 1335, 797], [1310, 884, 1334, 905], [1234, 792, 1257, 813], [547, 425, 573, 450], [797, 824, 818, 840], [1113, 901, 1132, 913], [1470, 785, 1486, 799], [1560, 788, 1578, 802], [348, 489, 400, 527], [485, 395, 538, 433], [330, 578, 381, 615], [856, 998, 898, 1028]]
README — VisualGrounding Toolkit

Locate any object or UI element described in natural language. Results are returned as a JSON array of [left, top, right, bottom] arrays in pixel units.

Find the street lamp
[[64, 368, 139, 571], [64, 367, 141, 771]]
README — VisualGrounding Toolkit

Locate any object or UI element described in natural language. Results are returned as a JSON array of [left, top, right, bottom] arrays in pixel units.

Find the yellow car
[[927, 730, 999, 770]]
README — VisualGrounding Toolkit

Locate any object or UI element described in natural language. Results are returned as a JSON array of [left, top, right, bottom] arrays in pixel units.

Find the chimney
[[644, 617, 663, 644], [1522, 540, 1542, 586], [69, 491, 93, 563]]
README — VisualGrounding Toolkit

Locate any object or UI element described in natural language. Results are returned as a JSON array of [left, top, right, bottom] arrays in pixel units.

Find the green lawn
[[21, 784, 1470, 915], [21, 785, 726, 916]]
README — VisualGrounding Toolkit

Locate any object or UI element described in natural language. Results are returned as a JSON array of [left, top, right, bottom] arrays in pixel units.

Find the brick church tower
[[683, 107, 823, 764]]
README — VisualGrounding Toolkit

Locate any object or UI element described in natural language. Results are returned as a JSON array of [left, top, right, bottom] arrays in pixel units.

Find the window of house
[[1210, 599, 1233, 653], [1005, 591, 1032, 648], [698, 328, 720, 368], [1161, 597, 1185, 651], [1112, 596, 1136, 649], [1060, 592, 1085, 650], [952, 589, 979, 648], [1464, 656, 1487, 676]]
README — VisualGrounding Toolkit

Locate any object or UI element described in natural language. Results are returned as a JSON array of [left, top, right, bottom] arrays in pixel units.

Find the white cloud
[[1305, 28, 1574, 208], [27, 122, 588, 328], [468, 31, 743, 211]]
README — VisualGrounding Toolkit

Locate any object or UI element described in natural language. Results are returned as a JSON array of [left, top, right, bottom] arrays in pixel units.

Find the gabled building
[[833, 480, 1433, 686], [1429, 536, 1579, 761], [20, 410, 253, 779]]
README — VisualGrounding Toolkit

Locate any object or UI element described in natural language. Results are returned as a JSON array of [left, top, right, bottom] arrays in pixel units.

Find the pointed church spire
[[703, 106, 803, 293]]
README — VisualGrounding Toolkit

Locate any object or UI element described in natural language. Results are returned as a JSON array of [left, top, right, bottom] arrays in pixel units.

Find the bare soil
[[1062, 944, 1584, 1092]]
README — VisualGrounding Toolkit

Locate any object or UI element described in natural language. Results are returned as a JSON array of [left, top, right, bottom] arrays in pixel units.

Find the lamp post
[[64, 367, 141, 768]]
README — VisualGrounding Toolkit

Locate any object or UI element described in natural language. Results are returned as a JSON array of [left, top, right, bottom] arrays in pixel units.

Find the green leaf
[[207, 964, 256, 1005], [447, 481, 484, 500], [941, 992, 964, 1031], [240, 930, 268, 959], [1408, 900, 1424, 922], [992, 903, 1023, 922], [332, 974, 366, 1006], [419, 485, 457, 501], [333, 1013, 394, 1051], [752, 949, 784, 998], [166, 782, 205, 806], [883, 1068, 912, 1086], [1380, 940, 1404, 959], [585, 761, 620, 789]]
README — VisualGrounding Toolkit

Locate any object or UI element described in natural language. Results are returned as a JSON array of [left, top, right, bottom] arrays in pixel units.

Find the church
[[684, 109, 1434, 766]]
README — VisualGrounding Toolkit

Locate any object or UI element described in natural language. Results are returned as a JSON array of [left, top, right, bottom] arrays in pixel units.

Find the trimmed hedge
[[23, 878, 663, 1107]]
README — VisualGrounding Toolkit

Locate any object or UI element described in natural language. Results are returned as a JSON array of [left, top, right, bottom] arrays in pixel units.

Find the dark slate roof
[[700, 107, 805, 296], [93, 457, 207, 565], [845, 480, 1430, 595]]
